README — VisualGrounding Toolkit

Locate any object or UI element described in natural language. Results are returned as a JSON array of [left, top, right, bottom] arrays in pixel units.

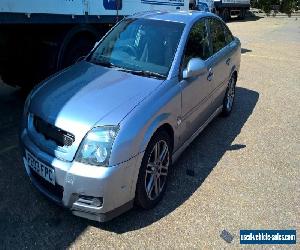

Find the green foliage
[[281, 0, 296, 15], [250, 0, 261, 8], [251, 0, 297, 15], [259, 0, 272, 14]]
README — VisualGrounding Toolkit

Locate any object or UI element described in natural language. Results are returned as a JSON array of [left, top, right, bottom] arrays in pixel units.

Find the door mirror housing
[[182, 58, 207, 79]]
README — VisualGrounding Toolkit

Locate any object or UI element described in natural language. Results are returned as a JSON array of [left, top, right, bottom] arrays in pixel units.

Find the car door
[[179, 18, 214, 144], [207, 18, 235, 111]]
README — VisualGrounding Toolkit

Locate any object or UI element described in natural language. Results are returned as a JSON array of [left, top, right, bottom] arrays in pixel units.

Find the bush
[[251, 0, 297, 15], [259, 0, 272, 14], [281, 0, 296, 16]]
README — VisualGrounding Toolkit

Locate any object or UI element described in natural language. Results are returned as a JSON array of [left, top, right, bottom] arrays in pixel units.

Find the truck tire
[[58, 35, 96, 69], [221, 8, 230, 22], [189, 0, 196, 10], [0, 31, 37, 87], [238, 8, 246, 20]]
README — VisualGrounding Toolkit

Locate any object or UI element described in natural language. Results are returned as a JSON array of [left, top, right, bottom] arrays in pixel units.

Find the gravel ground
[[0, 16, 299, 249]]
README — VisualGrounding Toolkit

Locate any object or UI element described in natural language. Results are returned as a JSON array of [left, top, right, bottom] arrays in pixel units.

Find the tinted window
[[209, 18, 227, 54], [224, 25, 234, 44], [183, 19, 211, 68]]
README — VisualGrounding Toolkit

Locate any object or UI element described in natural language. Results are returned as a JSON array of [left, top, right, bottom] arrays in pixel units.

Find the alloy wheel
[[226, 77, 235, 111], [144, 140, 170, 200]]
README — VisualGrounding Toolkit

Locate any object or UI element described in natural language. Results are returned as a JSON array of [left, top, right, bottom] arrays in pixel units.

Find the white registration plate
[[26, 150, 55, 185]]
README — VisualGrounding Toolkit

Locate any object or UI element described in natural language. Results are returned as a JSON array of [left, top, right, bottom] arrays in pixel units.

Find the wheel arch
[[155, 123, 174, 152], [141, 114, 175, 155], [230, 65, 238, 82]]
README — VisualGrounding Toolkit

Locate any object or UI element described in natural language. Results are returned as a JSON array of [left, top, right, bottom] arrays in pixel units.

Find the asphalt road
[[0, 16, 299, 249]]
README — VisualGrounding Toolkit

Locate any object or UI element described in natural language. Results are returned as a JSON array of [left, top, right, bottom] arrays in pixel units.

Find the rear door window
[[224, 25, 234, 45], [208, 18, 227, 54]]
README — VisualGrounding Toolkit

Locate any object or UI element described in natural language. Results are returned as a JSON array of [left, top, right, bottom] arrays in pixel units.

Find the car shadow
[[0, 83, 89, 248], [92, 86, 259, 233], [0, 84, 258, 247]]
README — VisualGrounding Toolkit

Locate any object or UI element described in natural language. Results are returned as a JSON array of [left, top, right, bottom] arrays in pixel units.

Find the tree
[[252, 0, 297, 16], [259, 0, 272, 14], [281, 0, 296, 16]]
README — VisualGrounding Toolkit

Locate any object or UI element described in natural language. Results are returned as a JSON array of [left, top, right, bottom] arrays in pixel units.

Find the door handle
[[207, 68, 213, 81], [226, 58, 231, 65]]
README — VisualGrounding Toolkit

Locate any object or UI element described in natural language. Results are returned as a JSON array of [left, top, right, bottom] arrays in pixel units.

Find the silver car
[[20, 11, 241, 222]]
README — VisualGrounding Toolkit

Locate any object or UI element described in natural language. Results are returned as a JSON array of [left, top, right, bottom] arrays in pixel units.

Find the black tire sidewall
[[238, 9, 246, 19], [222, 8, 230, 22], [60, 36, 95, 69], [135, 130, 171, 209]]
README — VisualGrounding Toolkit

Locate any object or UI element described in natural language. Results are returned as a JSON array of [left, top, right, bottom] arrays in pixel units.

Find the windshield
[[87, 18, 185, 78]]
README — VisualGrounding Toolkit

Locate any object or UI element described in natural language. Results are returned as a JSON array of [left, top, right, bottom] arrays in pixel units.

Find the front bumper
[[20, 129, 141, 222]]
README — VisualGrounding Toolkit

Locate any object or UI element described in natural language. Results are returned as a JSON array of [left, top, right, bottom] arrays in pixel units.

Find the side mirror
[[182, 58, 207, 79]]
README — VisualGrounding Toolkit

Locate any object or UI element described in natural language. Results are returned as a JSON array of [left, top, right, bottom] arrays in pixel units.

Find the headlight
[[75, 126, 119, 167]]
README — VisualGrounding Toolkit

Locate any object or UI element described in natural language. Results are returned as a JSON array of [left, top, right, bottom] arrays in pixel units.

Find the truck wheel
[[59, 35, 96, 69], [221, 8, 230, 22], [238, 8, 246, 19], [189, 0, 196, 10]]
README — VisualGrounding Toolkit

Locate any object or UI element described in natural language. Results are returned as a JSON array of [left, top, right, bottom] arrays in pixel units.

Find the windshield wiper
[[90, 60, 166, 79], [90, 60, 116, 68], [121, 69, 166, 79]]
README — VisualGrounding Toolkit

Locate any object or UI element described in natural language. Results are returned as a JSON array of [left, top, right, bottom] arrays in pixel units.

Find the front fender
[[109, 78, 181, 166], [140, 113, 171, 152]]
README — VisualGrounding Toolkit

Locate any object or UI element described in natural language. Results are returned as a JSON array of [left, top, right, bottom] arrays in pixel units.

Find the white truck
[[0, 0, 189, 86], [191, 0, 250, 21]]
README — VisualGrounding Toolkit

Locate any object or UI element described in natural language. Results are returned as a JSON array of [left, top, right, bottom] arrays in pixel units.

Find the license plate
[[26, 150, 55, 185]]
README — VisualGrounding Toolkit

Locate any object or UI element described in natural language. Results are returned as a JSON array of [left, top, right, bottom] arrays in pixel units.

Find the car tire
[[222, 74, 236, 116], [135, 130, 172, 209]]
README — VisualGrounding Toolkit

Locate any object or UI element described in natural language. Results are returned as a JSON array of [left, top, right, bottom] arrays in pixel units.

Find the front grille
[[31, 170, 64, 200], [34, 116, 75, 147]]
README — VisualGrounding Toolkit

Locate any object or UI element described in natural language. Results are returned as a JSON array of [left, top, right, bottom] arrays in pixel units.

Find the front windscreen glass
[[87, 18, 185, 78]]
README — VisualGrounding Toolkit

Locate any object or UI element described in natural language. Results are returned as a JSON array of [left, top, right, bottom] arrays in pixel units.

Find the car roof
[[130, 10, 216, 24]]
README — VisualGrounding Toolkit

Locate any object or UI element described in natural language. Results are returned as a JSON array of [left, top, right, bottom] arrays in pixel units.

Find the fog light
[[91, 198, 102, 207], [77, 195, 103, 207]]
